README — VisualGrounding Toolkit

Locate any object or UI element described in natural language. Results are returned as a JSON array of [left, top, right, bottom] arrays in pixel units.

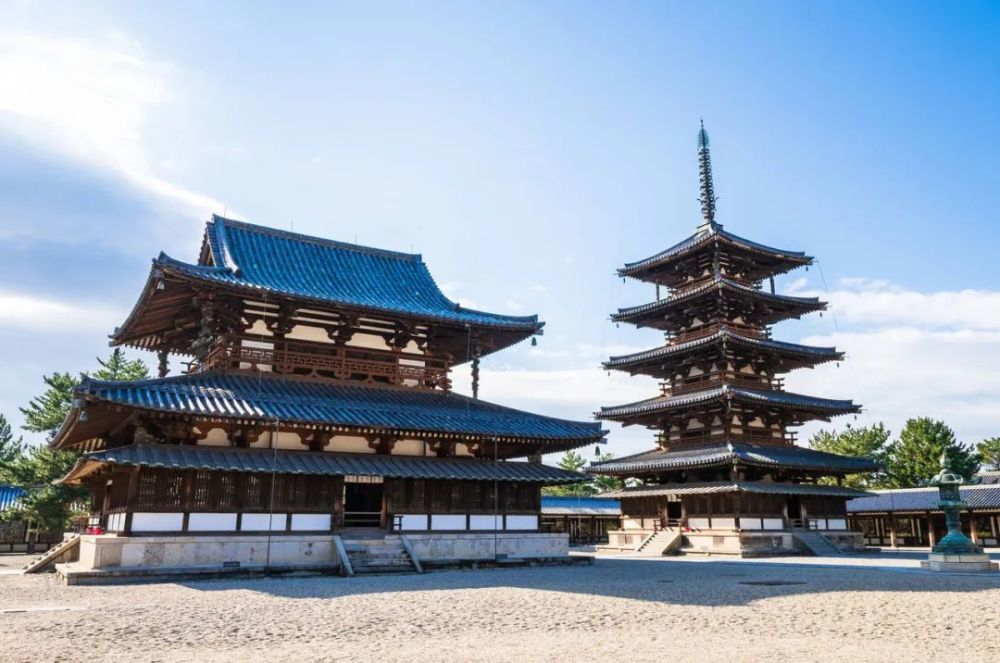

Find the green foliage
[[882, 418, 979, 488], [977, 437, 1000, 472], [0, 413, 23, 466], [19, 350, 150, 440], [1, 445, 87, 530], [94, 348, 150, 381], [19, 372, 79, 439], [542, 450, 622, 496], [808, 423, 890, 488]]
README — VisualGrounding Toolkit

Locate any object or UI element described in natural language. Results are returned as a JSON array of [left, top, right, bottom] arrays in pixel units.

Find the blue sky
[[0, 1, 998, 456]]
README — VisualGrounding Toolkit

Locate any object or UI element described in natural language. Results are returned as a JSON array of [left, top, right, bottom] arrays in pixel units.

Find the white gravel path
[[1, 555, 998, 662]]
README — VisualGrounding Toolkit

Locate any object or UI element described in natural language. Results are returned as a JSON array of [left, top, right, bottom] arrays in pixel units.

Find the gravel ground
[[1, 556, 998, 663]]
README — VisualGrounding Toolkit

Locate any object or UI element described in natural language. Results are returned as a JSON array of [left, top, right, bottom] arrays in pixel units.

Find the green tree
[[883, 418, 979, 488], [94, 348, 150, 381], [977, 437, 1000, 472], [808, 423, 890, 488], [0, 413, 24, 467], [1, 446, 87, 531], [19, 350, 150, 440], [590, 453, 623, 494], [19, 372, 79, 439], [543, 451, 595, 496]]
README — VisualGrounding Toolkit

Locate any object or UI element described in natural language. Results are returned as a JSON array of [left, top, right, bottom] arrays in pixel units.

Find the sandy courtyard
[[1, 554, 999, 663]]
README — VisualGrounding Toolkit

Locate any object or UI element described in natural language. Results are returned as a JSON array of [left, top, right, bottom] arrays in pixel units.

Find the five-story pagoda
[[590, 124, 877, 556]]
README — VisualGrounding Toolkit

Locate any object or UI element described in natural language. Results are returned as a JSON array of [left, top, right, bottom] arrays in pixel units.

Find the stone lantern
[[921, 452, 998, 573]]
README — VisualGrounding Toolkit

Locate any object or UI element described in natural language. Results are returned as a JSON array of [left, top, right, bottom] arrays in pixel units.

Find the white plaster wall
[[393, 439, 425, 456], [762, 518, 784, 530], [291, 514, 331, 531], [131, 513, 184, 532], [241, 513, 287, 531], [828, 518, 847, 530], [348, 332, 390, 351], [198, 427, 231, 447], [108, 512, 125, 532], [712, 517, 737, 530], [330, 435, 376, 454], [688, 517, 710, 530], [188, 513, 238, 532], [469, 515, 502, 530], [505, 515, 538, 530], [741, 518, 763, 530], [399, 515, 428, 530], [432, 515, 467, 530], [454, 443, 474, 457]]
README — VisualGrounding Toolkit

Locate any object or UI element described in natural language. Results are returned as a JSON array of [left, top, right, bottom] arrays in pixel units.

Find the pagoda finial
[[697, 119, 719, 230]]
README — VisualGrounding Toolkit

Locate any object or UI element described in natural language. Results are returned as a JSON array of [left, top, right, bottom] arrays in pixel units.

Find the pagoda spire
[[697, 119, 719, 231]]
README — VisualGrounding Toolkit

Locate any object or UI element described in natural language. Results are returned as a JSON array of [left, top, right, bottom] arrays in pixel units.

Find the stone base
[[921, 552, 998, 573], [403, 532, 568, 562]]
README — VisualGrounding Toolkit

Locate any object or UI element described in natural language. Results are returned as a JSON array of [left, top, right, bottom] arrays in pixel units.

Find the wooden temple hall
[[590, 124, 877, 557], [52, 217, 604, 578]]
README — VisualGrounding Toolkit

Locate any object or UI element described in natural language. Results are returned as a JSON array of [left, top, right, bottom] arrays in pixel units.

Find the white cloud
[[0, 32, 225, 224], [793, 277, 1000, 331], [438, 281, 480, 309], [0, 291, 122, 332]]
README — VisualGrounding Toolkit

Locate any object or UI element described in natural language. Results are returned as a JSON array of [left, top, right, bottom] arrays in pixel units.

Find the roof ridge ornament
[[696, 119, 721, 233]]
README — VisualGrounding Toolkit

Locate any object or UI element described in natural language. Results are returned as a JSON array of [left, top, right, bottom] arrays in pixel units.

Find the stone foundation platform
[[921, 552, 999, 573]]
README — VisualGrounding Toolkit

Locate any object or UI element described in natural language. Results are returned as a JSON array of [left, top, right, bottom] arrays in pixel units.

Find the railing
[[660, 429, 797, 447], [662, 371, 783, 397], [669, 322, 769, 345], [198, 338, 452, 389]]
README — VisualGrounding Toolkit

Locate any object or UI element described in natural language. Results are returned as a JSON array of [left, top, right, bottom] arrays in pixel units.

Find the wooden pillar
[[889, 514, 898, 548], [122, 467, 141, 536], [969, 512, 979, 544]]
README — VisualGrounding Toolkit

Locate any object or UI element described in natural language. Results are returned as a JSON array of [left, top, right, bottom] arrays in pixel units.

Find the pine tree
[[808, 423, 890, 488], [94, 348, 150, 381], [883, 418, 979, 488], [0, 413, 24, 468], [978, 437, 1000, 472], [19, 372, 79, 439]]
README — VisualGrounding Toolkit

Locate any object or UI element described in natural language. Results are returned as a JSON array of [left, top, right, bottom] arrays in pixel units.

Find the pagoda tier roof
[[597, 481, 871, 499], [619, 223, 813, 286], [587, 442, 878, 476], [611, 276, 825, 329], [53, 371, 605, 451], [58, 444, 584, 486], [603, 328, 842, 377], [597, 385, 859, 426], [112, 216, 541, 354]]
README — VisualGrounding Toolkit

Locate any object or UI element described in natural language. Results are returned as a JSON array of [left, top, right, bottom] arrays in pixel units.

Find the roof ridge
[[210, 214, 423, 263]]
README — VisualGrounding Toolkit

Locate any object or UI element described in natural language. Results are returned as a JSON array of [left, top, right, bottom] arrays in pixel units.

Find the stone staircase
[[635, 528, 683, 556], [341, 534, 420, 574], [791, 529, 842, 556], [22, 534, 80, 574]]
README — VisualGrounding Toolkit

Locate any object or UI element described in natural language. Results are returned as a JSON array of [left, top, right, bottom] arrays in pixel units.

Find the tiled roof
[[541, 495, 621, 515], [0, 485, 24, 511], [60, 445, 583, 485], [847, 485, 1000, 513], [603, 328, 841, 371], [619, 225, 811, 279], [587, 442, 878, 475], [597, 385, 859, 421], [599, 481, 870, 499], [155, 216, 541, 331], [69, 372, 604, 444], [612, 276, 824, 325]]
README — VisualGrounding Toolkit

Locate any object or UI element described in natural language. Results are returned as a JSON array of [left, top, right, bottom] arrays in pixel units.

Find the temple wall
[[75, 534, 342, 571], [404, 532, 567, 561]]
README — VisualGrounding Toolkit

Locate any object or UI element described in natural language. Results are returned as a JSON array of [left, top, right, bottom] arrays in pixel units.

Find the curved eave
[[612, 278, 825, 327], [587, 444, 878, 477], [597, 386, 859, 423], [57, 374, 607, 451], [603, 330, 843, 374], [619, 227, 813, 283], [156, 254, 543, 334]]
